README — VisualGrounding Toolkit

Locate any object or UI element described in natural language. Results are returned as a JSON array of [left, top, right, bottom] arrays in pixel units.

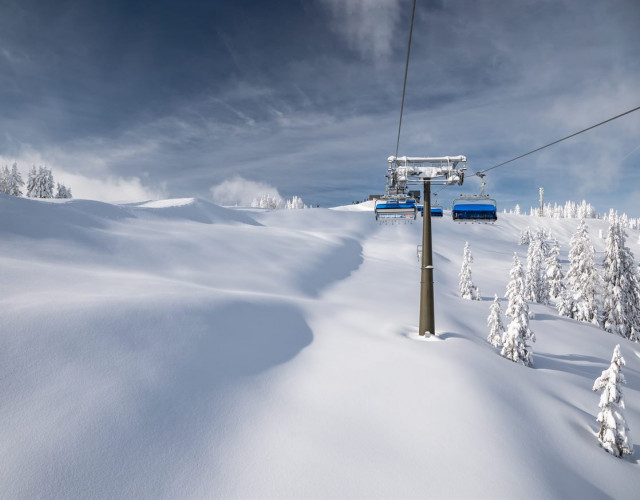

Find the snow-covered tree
[[501, 307, 534, 367], [26, 166, 54, 198], [505, 253, 525, 318], [251, 193, 282, 209], [0, 165, 8, 193], [459, 242, 478, 300], [285, 195, 306, 209], [592, 345, 634, 458], [602, 218, 640, 341], [545, 239, 565, 299], [26, 165, 37, 197], [502, 253, 534, 366], [55, 183, 72, 199], [487, 294, 505, 347], [514, 204, 521, 215], [7, 162, 24, 196], [566, 219, 599, 324], [525, 231, 550, 304], [39, 167, 54, 198], [557, 286, 576, 318], [519, 227, 532, 245]]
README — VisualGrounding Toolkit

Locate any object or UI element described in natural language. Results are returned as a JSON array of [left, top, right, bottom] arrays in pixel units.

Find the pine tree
[[602, 218, 640, 341], [525, 231, 550, 304], [251, 193, 282, 209], [487, 294, 505, 347], [34, 166, 54, 198], [285, 195, 305, 209], [459, 242, 477, 300], [55, 183, 72, 199], [505, 253, 525, 318], [592, 345, 634, 457], [6, 163, 24, 196], [501, 253, 535, 365], [566, 219, 599, 324], [519, 227, 532, 245], [557, 286, 576, 318], [0, 165, 8, 194], [500, 319, 533, 367], [26, 166, 37, 197], [546, 239, 565, 299]]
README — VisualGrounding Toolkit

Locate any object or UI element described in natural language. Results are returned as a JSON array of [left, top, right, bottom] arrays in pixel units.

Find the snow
[[1, 192, 640, 498]]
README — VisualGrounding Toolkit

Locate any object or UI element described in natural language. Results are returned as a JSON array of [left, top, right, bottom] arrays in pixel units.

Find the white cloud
[[0, 151, 163, 202], [210, 176, 282, 206], [321, 0, 402, 60]]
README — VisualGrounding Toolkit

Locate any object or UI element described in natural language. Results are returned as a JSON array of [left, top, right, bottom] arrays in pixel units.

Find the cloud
[[320, 0, 402, 60], [0, 151, 163, 202], [210, 176, 282, 206]]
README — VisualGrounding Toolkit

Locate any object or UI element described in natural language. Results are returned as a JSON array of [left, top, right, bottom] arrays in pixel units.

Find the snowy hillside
[[1, 193, 639, 498]]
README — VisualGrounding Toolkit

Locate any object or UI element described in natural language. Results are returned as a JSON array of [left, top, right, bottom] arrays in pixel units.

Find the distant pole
[[419, 179, 435, 336], [539, 187, 544, 217]]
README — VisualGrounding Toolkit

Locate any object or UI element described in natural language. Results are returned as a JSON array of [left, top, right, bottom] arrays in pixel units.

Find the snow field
[[0, 193, 639, 498]]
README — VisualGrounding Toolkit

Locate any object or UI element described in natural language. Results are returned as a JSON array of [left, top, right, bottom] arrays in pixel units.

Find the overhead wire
[[394, 0, 418, 160], [474, 105, 640, 177], [433, 104, 640, 197]]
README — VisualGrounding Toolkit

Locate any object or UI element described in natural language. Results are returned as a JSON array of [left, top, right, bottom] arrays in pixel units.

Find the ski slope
[[0, 193, 639, 498]]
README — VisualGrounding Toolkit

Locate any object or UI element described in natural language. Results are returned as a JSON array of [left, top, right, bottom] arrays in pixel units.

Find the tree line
[[0, 163, 72, 199]]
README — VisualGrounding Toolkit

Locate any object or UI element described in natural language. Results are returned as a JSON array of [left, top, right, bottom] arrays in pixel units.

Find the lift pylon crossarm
[[388, 155, 467, 165], [387, 155, 467, 185]]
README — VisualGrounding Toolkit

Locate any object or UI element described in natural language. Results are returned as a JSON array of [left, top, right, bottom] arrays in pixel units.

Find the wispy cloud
[[210, 176, 281, 206], [320, 0, 402, 60]]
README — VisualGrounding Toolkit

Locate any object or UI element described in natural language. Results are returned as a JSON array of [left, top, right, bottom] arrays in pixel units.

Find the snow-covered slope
[[0, 193, 638, 498]]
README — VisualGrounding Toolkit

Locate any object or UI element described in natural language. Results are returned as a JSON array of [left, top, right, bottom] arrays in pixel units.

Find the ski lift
[[451, 173, 497, 222], [430, 193, 443, 217], [375, 197, 417, 221], [374, 161, 417, 221], [416, 193, 443, 217]]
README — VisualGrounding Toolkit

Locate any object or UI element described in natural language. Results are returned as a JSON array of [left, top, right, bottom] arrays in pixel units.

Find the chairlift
[[374, 161, 418, 221], [416, 193, 443, 217], [375, 197, 417, 221], [451, 173, 497, 222]]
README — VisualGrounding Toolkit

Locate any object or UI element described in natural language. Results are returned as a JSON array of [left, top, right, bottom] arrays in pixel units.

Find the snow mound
[[330, 200, 375, 211], [128, 197, 260, 225]]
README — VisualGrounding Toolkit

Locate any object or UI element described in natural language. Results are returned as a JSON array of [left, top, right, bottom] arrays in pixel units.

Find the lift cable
[[394, 0, 418, 160], [473, 104, 640, 177], [433, 104, 640, 197]]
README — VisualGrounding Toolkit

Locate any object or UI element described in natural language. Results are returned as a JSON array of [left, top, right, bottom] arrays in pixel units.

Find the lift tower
[[383, 156, 467, 336]]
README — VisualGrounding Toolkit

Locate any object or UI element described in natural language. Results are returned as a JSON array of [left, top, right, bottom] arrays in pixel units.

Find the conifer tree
[[0, 165, 8, 194], [34, 166, 54, 198], [505, 253, 525, 318], [525, 231, 550, 304], [7, 163, 24, 196], [26, 166, 37, 197], [500, 319, 533, 367], [55, 183, 72, 199], [502, 254, 534, 366], [592, 345, 633, 457], [519, 227, 531, 245], [566, 219, 599, 324], [487, 294, 504, 347], [557, 286, 576, 318], [546, 239, 565, 299], [602, 218, 640, 341], [459, 242, 477, 300]]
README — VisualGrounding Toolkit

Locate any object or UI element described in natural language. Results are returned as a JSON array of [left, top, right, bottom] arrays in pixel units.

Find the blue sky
[[1, 0, 639, 213]]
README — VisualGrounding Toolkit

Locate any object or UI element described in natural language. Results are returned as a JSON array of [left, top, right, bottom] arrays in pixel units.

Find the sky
[[1, 0, 639, 213]]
